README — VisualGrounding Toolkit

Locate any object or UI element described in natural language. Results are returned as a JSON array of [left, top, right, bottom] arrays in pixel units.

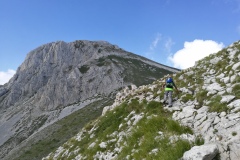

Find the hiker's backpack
[[166, 77, 173, 88]]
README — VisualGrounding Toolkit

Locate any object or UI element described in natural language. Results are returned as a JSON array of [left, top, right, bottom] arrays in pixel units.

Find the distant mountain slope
[[42, 40, 240, 160], [0, 40, 179, 160]]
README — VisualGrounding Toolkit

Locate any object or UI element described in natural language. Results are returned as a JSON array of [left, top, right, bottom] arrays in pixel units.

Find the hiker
[[162, 76, 178, 107]]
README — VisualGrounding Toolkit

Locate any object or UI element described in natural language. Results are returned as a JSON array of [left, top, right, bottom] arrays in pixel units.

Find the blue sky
[[0, 0, 240, 84]]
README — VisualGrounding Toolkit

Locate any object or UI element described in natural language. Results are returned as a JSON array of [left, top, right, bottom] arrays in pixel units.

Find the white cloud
[[164, 38, 174, 53], [150, 33, 161, 50], [168, 39, 224, 69], [0, 69, 16, 85]]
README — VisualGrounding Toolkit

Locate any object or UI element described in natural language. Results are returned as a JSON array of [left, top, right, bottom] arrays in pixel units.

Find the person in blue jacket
[[163, 76, 178, 107]]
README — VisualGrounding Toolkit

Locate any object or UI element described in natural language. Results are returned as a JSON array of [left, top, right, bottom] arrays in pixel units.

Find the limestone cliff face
[[0, 40, 179, 159], [1, 41, 121, 110], [1, 40, 178, 111]]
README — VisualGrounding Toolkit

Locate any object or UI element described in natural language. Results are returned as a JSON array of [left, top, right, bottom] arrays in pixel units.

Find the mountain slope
[[0, 40, 178, 110], [0, 40, 179, 160], [43, 40, 240, 160]]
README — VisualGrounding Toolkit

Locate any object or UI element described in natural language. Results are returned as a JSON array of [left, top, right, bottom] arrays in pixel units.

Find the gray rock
[[228, 140, 240, 160], [0, 40, 179, 159], [1, 40, 178, 111], [0, 86, 8, 97], [182, 144, 219, 160]]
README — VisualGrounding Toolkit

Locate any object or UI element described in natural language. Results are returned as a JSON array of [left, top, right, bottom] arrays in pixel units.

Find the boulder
[[182, 144, 219, 160]]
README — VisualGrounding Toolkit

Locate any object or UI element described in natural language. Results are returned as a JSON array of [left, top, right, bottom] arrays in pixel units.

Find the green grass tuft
[[181, 94, 194, 103], [208, 95, 229, 113], [232, 84, 240, 98], [232, 131, 237, 136], [195, 89, 208, 106], [78, 65, 89, 73]]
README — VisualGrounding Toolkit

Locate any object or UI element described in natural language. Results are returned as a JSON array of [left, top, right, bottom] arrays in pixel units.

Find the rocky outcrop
[[1, 41, 123, 110], [0, 40, 179, 160], [182, 144, 219, 160], [1, 40, 178, 111], [43, 41, 240, 160], [101, 41, 240, 159]]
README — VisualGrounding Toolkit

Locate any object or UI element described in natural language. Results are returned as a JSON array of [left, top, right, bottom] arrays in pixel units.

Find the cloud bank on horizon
[[0, 39, 225, 85]]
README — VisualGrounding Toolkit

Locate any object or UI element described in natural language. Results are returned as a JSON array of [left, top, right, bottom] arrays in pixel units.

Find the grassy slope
[[8, 98, 113, 160], [45, 99, 203, 160], [44, 41, 240, 160], [7, 55, 178, 160]]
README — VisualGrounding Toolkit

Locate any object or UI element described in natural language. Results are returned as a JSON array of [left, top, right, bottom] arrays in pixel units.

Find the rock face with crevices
[[42, 41, 240, 160], [0, 40, 179, 160]]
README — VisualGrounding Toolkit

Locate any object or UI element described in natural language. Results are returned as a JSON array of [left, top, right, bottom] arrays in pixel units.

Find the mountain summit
[[42, 41, 240, 160], [0, 40, 179, 160]]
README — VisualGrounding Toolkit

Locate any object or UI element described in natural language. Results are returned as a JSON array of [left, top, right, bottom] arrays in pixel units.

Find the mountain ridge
[[0, 40, 179, 160], [42, 40, 240, 160]]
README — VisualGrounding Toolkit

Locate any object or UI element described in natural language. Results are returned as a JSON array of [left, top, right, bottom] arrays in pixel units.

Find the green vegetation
[[213, 129, 218, 134], [214, 58, 228, 71], [13, 41, 240, 160], [96, 57, 107, 66], [232, 84, 240, 98], [208, 95, 229, 113], [107, 55, 174, 86], [78, 65, 89, 74], [29, 115, 48, 135], [232, 131, 237, 136], [225, 65, 232, 75], [194, 136, 204, 146], [216, 78, 226, 87], [46, 100, 202, 160], [12, 98, 113, 160], [195, 89, 208, 107], [181, 94, 194, 103], [74, 40, 85, 48], [232, 76, 240, 83]]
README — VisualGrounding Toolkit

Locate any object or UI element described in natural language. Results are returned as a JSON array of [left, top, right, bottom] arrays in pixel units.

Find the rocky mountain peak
[[0, 40, 179, 160], [42, 40, 240, 160], [1, 40, 123, 109]]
